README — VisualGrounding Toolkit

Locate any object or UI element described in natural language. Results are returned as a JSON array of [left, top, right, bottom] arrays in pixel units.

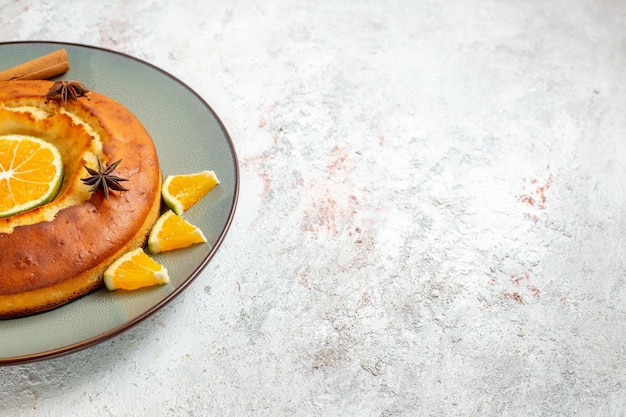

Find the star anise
[[46, 80, 90, 104], [81, 157, 130, 199]]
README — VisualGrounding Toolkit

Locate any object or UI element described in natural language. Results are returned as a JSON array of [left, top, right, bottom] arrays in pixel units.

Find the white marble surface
[[2, 0, 626, 415]]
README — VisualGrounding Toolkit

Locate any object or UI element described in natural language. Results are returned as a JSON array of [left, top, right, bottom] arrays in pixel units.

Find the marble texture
[[2, 0, 626, 415]]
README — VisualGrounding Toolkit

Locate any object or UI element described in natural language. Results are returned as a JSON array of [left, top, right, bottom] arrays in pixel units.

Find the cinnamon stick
[[0, 49, 70, 81]]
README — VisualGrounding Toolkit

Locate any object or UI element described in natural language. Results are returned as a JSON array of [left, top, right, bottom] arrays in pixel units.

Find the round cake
[[0, 80, 162, 319]]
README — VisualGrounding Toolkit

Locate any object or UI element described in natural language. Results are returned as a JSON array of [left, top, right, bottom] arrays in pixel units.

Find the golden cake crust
[[0, 80, 162, 319]]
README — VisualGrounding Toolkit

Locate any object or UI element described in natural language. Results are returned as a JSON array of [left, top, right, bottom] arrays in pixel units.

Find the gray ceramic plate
[[0, 41, 239, 365]]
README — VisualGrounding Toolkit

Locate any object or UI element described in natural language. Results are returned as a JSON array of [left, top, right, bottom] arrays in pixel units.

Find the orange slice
[[103, 248, 169, 291], [0, 134, 63, 218], [147, 209, 207, 254], [161, 170, 219, 215]]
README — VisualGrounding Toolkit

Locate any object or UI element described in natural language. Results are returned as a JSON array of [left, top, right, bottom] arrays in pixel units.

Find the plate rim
[[0, 40, 240, 366]]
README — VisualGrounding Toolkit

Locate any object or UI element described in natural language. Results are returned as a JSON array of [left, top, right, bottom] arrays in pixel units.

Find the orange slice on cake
[[0, 134, 63, 218]]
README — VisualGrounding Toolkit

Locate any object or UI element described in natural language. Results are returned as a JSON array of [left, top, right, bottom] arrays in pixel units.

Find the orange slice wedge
[[161, 170, 219, 215], [147, 209, 207, 254], [103, 248, 169, 291]]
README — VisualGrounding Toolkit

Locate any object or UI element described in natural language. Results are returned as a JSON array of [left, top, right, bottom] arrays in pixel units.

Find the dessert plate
[[0, 41, 239, 365]]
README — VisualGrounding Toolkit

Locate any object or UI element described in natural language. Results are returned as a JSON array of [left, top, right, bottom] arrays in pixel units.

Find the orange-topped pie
[[0, 80, 162, 319]]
